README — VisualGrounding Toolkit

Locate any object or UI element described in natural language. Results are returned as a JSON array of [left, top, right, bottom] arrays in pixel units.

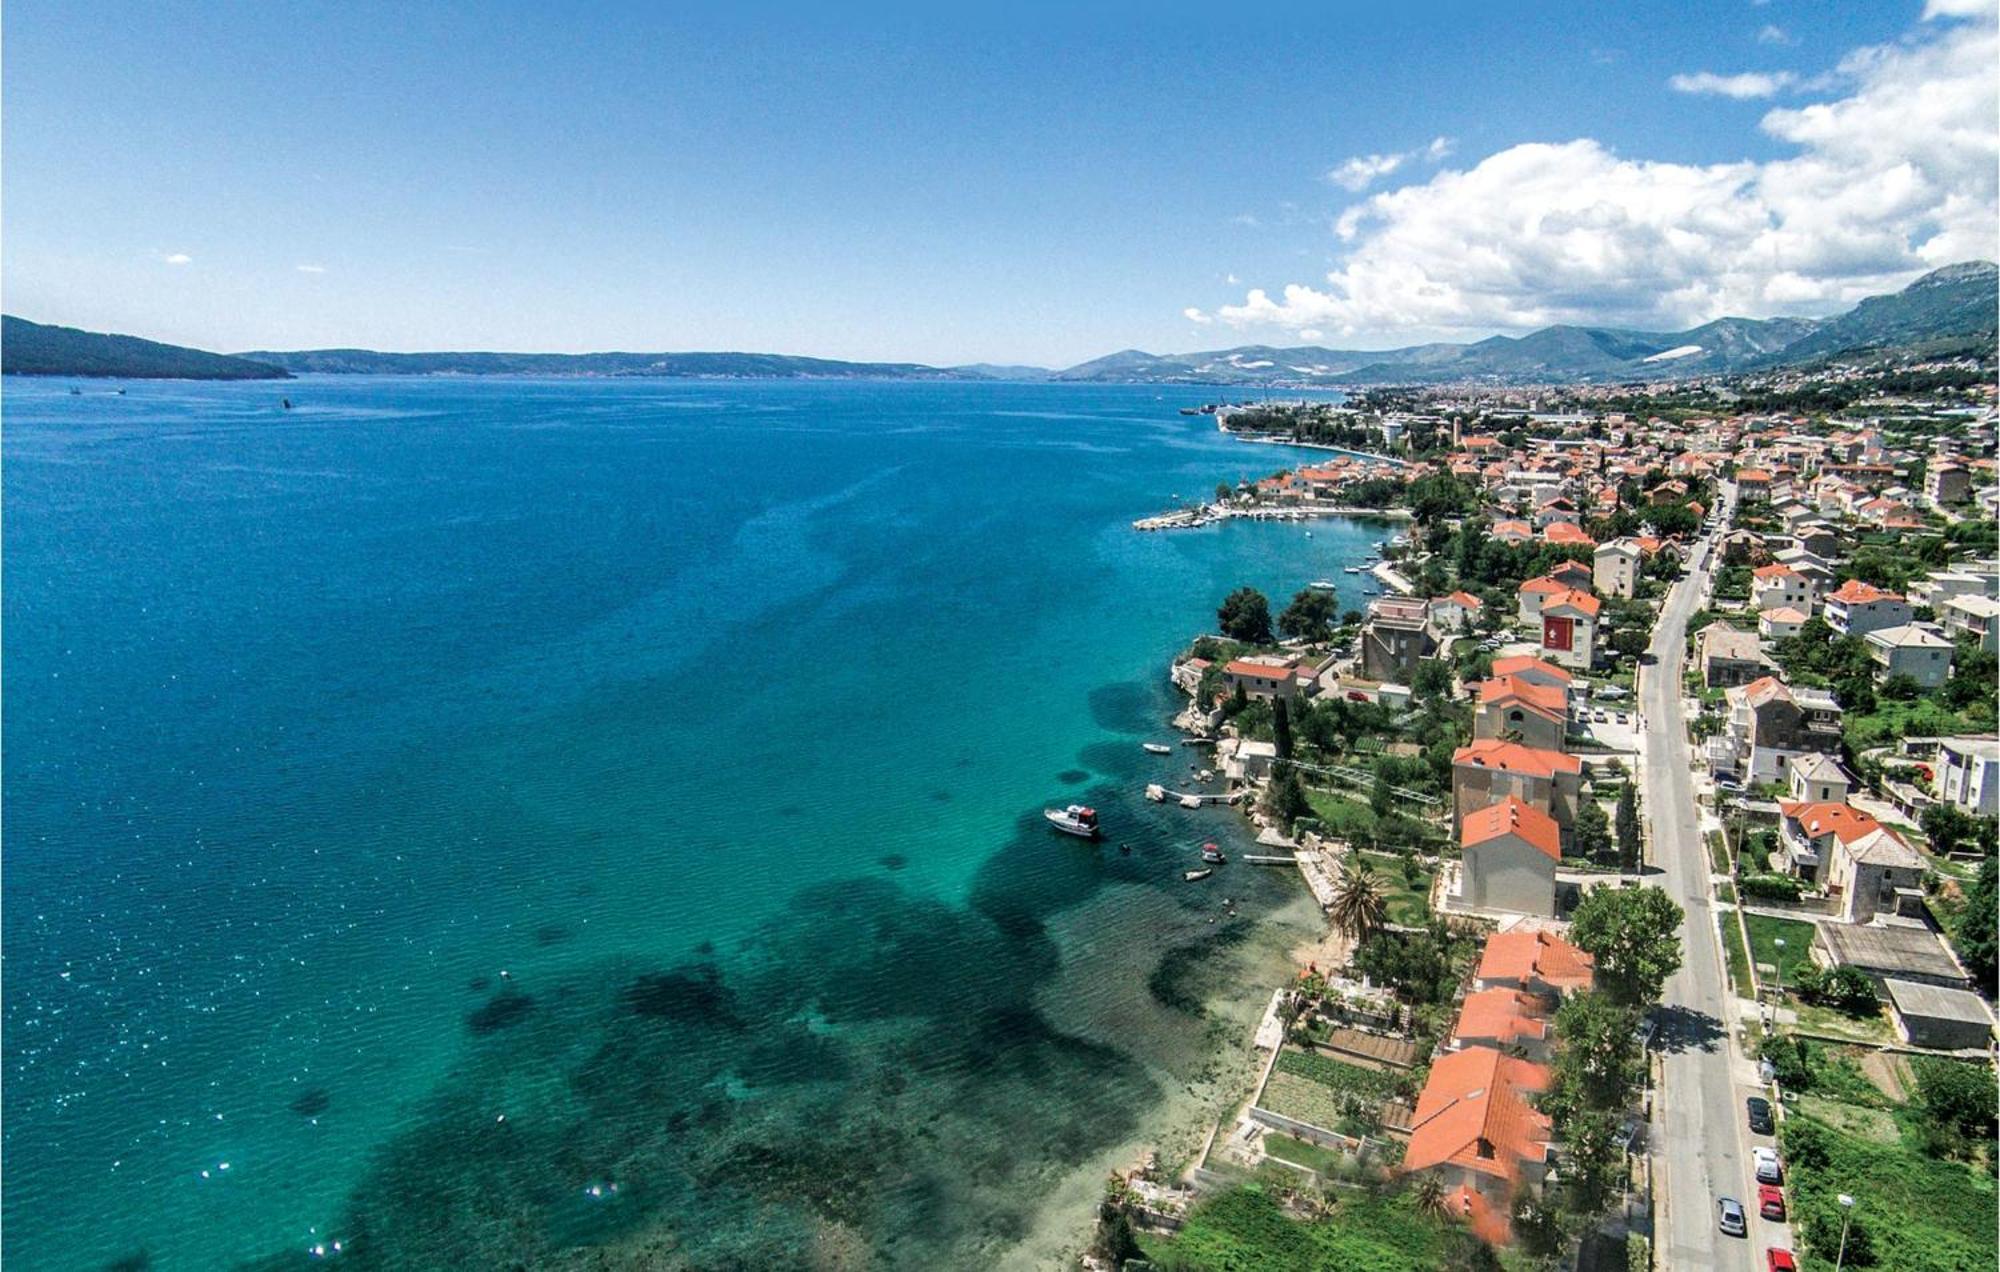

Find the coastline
[[1005, 887, 1325, 1269], [1214, 427, 1411, 468]]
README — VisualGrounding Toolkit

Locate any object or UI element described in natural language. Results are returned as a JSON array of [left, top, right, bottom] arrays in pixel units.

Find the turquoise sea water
[[3, 378, 1383, 1269]]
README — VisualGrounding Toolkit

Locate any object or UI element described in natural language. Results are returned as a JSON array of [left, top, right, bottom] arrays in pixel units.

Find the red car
[[1767, 1249, 1797, 1272], [1758, 1184, 1786, 1220]]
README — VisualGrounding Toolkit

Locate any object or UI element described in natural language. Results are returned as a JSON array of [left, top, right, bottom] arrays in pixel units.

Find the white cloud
[[1183, 307, 1212, 324], [1199, 8, 1997, 343], [295, 263, 326, 274], [1925, 0, 1993, 18], [1328, 137, 1457, 192], [1669, 69, 1797, 98], [1757, 24, 1793, 45], [162, 252, 192, 265], [1328, 152, 1407, 192], [1225, 274, 1240, 285]]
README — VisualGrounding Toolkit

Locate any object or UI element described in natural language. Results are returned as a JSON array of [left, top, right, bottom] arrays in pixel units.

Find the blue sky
[[4, 1, 1989, 365]]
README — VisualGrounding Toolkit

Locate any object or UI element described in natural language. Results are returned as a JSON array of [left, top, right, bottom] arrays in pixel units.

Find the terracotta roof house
[[1824, 580, 1912, 639], [1453, 739, 1584, 846], [1759, 606, 1808, 641], [1493, 519, 1535, 543], [1404, 1045, 1554, 1245], [1778, 800, 1927, 923], [1751, 563, 1819, 615], [1473, 675, 1569, 752], [1475, 930, 1596, 998], [1222, 658, 1303, 702], [1537, 589, 1600, 671], [1543, 521, 1596, 548], [1458, 796, 1563, 916], [1515, 575, 1570, 625]]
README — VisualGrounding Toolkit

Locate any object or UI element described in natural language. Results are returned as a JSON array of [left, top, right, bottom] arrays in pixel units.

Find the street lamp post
[[1835, 1192, 1856, 1270]]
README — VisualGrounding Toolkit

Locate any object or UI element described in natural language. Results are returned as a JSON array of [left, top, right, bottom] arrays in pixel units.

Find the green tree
[[1412, 658, 1453, 702], [1957, 856, 1997, 993], [1411, 1172, 1450, 1222], [1214, 481, 1234, 504], [1330, 859, 1389, 940], [1574, 797, 1613, 862], [1272, 696, 1294, 761], [1568, 886, 1684, 1006], [1614, 784, 1641, 869], [1370, 760, 1396, 817], [1911, 1056, 1998, 1143], [1278, 587, 1338, 644], [1217, 586, 1274, 644], [1267, 768, 1312, 829], [1551, 991, 1643, 1111]]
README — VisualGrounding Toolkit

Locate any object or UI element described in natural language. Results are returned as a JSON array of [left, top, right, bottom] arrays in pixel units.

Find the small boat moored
[[1307, 580, 1337, 592], [1201, 842, 1226, 864], [1143, 742, 1173, 755], [1044, 805, 1101, 838], [1184, 868, 1213, 882]]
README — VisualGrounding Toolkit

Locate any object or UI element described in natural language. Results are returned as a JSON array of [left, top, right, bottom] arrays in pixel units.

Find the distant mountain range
[[1, 316, 291, 380], [1049, 261, 1998, 385], [5, 261, 1992, 385]]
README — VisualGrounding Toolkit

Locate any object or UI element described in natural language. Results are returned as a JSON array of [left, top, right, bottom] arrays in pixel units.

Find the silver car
[[1718, 1196, 1747, 1237]]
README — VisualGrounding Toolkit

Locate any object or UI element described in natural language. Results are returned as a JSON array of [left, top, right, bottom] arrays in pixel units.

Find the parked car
[[1718, 1196, 1747, 1237], [1747, 1096, 1774, 1135], [1767, 1250, 1797, 1272], [1758, 1183, 1786, 1220], [1754, 1146, 1783, 1185]]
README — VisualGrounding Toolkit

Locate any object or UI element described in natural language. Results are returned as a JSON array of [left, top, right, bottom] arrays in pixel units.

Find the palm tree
[[1411, 1172, 1451, 1223], [1329, 859, 1388, 940]]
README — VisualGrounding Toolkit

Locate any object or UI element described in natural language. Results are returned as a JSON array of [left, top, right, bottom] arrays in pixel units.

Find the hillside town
[[1096, 362, 2000, 1272]]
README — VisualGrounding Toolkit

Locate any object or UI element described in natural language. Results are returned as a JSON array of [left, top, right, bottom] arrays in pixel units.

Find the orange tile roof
[[1405, 1046, 1552, 1182], [1542, 587, 1601, 618], [1223, 659, 1296, 681], [1493, 520, 1534, 538], [1752, 564, 1799, 580], [1453, 737, 1584, 779], [1518, 575, 1568, 596], [1762, 607, 1806, 623], [1737, 468, 1772, 481], [1461, 796, 1562, 860], [1490, 656, 1573, 685], [1476, 929, 1595, 992], [1447, 590, 1485, 608], [1476, 674, 1568, 718], [1827, 579, 1900, 605], [1778, 800, 1892, 845], [1543, 522, 1597, 547], [1454, 988, 1550, 1048]]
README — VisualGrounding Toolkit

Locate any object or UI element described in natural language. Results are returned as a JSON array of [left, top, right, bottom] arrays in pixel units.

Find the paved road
[[1641, 486, 1783, 1270]]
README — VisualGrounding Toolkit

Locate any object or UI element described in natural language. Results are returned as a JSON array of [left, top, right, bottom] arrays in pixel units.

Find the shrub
[[1739, 873, 1803, 902]]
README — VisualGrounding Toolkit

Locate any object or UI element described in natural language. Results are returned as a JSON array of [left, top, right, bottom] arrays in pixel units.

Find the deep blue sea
[[2, 377, 1384, 1270]]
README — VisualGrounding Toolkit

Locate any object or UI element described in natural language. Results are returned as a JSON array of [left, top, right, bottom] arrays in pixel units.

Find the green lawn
[[1358, 851, 1434, 925], [1782, 1112, 1999, 1272], [1720, 912, 1755, 1000], [1716, 880, 1737, 904], [1705, 830, 1731, 874], [1742, 914, 1817, 989], [1141, 1183, 1453, 1272], [1261, 1132, 1349, 1177], [1307, 791, 1378, 839]]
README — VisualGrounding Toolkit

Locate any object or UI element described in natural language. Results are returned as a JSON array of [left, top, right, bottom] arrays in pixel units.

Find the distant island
[[6, 261, 1991, 385], [1, 316, 292, 380]]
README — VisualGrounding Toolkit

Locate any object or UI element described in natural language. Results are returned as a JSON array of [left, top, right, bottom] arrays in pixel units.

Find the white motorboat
[[1044, 805, 1100, 838], [1184, 868, 1213, 882], [1143, 742, 1173, 754], [1200, 842, 1226, 864]]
